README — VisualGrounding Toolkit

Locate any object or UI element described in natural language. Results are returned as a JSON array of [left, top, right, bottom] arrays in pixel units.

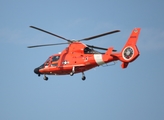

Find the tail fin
[[112, 28, 141, 68]]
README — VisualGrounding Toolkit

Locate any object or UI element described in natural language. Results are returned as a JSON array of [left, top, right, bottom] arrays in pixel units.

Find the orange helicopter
[[28, 26, 141, 81]]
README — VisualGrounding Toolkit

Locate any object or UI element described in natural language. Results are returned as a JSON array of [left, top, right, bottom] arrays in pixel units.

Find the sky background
[[0, 0, 164, 120]]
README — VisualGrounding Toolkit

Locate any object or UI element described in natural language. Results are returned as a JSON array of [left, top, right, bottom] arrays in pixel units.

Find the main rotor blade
[[79, 30, 120, 41], [87, 44, 117, 52], [27, 43, 68, 48], [30, 26, 71, 42]]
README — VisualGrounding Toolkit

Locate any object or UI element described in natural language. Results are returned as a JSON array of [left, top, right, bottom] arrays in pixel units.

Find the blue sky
[[0, 0, 164, 120]]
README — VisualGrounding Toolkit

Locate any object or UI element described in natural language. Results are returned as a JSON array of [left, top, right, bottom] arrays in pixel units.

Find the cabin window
[[84, 47, 100, 54], [84, 47, 93, 54]]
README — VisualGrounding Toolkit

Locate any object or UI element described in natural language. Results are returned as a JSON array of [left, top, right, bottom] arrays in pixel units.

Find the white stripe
[[94, 54, 105, 65]]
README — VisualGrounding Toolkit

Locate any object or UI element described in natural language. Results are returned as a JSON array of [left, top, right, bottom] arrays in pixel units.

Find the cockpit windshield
[[45, 58, 50, 66], [39, 64, 44, 69], [39, 55, 61, 68]]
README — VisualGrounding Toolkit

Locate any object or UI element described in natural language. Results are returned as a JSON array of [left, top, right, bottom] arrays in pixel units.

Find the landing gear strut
[[43, 75, 48, 81], [70, 66, 75, 76], [70, 72, 74, 76], [82, 72, 86, 80]]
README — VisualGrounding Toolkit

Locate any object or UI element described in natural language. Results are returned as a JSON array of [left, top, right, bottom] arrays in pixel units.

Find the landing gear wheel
[[43, 75, 48, 81], [82, 72, 86, 80], [82, 76, 86, 81]]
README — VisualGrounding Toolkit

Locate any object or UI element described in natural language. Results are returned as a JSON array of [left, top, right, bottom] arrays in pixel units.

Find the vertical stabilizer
[[111, 28, 141, 68]]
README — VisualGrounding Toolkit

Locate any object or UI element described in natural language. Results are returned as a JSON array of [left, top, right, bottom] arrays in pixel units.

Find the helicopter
[[28, 26, 141, 81]]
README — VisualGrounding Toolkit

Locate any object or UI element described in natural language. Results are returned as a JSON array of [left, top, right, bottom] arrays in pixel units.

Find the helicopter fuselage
[[29, 26, 141, 80], [34, 42, 117, 76]]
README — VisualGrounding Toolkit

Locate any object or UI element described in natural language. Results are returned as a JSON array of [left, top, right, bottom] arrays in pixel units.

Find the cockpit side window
[[52, 55, 60, 62], [51, 55, 60, 66]]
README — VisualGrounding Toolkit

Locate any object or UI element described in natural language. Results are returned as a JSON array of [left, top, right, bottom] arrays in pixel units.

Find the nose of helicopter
[[34, 67, 40, 74]]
